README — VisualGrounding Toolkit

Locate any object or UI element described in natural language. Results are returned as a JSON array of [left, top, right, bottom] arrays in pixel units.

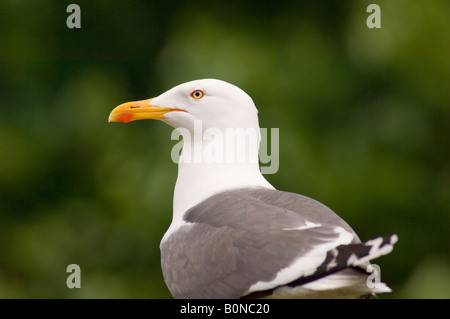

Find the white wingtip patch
[[350, 234, 399, 268], [283, 220, 322, 231]]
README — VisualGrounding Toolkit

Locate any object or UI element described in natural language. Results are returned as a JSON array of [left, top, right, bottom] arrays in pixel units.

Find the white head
[[109, 79, 260, 134], [109, 79, 274, 221], [109, 79, 262, 165]]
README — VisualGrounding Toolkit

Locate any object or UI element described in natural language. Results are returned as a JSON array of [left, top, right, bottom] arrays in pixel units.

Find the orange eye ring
[[190, 90, 205, 99]]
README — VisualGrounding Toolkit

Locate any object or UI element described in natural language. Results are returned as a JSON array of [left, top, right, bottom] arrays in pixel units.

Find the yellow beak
[[108, 98, 175, 123]]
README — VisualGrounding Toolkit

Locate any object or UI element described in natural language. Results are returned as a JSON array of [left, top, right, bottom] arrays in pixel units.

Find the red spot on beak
[[117, 113, 134, 123]]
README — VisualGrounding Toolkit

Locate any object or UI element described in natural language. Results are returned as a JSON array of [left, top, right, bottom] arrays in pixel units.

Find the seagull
[[108, 79, 397, 299]]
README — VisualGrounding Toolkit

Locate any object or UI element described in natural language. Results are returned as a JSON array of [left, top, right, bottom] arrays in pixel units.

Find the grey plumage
[[160, 188, 396, 299]]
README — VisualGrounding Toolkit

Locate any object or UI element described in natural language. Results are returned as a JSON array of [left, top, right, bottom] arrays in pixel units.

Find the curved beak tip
[[108, 112, 133, 123]]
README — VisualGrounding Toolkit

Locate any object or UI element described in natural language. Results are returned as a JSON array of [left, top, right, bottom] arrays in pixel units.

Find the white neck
[[173, 159, 273, 217], [162, 128, 274, 242]]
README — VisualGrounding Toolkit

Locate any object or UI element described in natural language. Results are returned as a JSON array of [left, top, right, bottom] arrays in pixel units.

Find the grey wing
[[160, 188, 360, 299]]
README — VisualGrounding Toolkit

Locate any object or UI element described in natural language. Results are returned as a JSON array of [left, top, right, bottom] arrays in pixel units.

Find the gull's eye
[[190, 90, 205, 99]]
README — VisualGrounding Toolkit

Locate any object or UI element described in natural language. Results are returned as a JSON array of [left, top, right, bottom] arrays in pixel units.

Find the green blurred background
[[0, 0, 449, 298]]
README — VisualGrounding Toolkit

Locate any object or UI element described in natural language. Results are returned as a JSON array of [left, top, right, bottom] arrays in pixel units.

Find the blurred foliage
[[0, 0, 449, 298]]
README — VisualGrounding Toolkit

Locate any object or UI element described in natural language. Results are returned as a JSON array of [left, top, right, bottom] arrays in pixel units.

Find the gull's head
[[108, 79, 259, 132]]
